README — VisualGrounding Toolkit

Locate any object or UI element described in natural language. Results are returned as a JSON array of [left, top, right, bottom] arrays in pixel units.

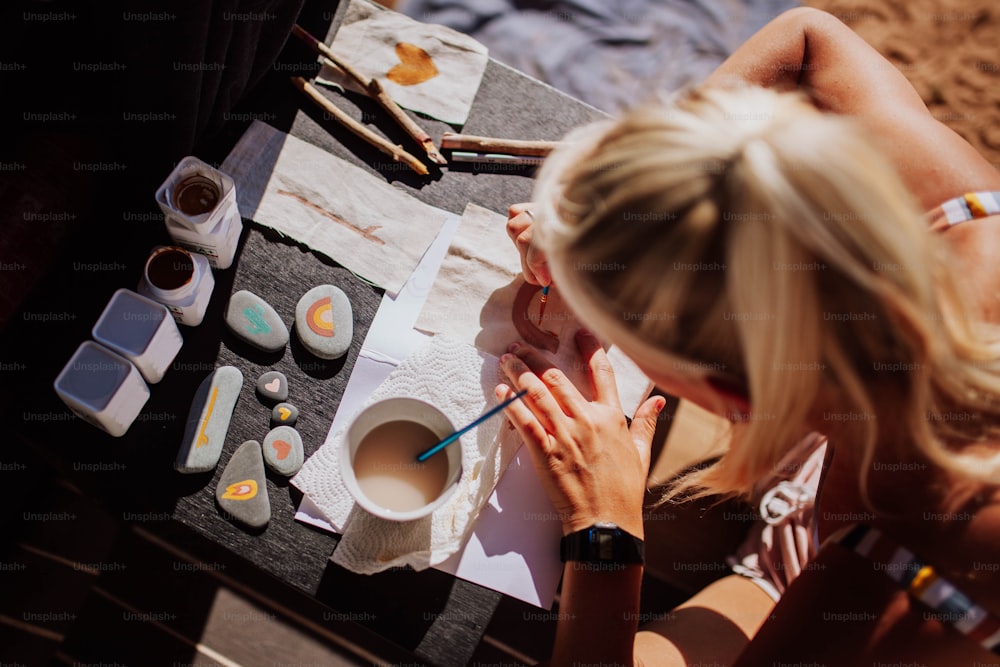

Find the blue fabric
[[399, 0, 799, 113]]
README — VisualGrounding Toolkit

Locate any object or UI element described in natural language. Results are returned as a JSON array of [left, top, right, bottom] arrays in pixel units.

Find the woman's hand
[[507, 203, 552, 287], [496, 329, 666, 539]]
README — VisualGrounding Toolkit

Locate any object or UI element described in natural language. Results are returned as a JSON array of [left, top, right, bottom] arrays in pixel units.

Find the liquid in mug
[[353, 420, 449, 512]]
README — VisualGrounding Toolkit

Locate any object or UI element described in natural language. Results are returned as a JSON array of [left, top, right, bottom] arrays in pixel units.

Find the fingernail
[[508, 342, 521, 353], [655, 397, 666, 412], [578, 328, 591, 337]]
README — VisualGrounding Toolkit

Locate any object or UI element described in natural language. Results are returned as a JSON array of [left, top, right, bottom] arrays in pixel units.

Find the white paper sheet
[[294, 210, 565, 608]]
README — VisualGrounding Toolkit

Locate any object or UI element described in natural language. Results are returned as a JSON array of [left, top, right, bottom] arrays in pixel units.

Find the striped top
[[838, 524, 1000, 656], [926, 191, 1000, 230]]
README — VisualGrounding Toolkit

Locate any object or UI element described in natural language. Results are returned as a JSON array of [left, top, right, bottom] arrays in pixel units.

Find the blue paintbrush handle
[[415, 388, 528, 462]]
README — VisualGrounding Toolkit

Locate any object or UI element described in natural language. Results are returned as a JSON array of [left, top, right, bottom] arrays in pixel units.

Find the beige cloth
[[291, 335, 521, 573], [416, 203, 652, 414], [318, 0, 489, 126], [220, 121, 448, 296]]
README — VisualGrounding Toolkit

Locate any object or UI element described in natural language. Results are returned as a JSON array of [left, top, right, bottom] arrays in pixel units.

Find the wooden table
[[3, 3, 605, 664]]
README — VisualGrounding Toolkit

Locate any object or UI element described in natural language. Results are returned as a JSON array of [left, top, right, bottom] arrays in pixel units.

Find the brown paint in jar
[[172, 175, 220, 216], [146, 247, 194, 291]]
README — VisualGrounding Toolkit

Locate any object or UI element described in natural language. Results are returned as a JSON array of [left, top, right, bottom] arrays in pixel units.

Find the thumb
[[629, 396, 667, 471]]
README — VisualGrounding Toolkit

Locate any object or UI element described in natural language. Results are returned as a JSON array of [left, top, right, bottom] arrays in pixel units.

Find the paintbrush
[[415, 389, 528, 462], [538, 284, 550, 325]]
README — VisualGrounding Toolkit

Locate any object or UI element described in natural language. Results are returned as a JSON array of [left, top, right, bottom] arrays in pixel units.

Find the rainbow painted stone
[[262, 425, 304, 477], [224, 290, 288, 352], [215, 440, 270, 529], [294, 285, 352, 359]]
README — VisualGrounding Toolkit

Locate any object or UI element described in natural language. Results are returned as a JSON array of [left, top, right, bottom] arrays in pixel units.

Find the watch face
[[593, 528, 617, 561], [561, 524, 644, 566]]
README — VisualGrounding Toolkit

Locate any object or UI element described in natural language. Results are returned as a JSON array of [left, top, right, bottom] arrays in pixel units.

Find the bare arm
[[705, 7, 1000, 212]]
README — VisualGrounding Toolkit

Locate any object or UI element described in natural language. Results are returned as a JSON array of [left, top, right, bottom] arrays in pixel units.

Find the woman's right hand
[[507, 203, 552, 287]]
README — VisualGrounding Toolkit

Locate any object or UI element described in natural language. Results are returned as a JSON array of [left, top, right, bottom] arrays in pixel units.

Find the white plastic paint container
[[92, 288, 183, 383], [155, 156, 243, 269], [54, 341, 150, 437], [138, 246, 214, 327]]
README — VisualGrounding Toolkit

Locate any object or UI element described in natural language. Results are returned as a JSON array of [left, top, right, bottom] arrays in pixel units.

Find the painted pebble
[[225, 290, 289, 352], [176, 366, 243, 473], [271, 402, 298, 426], [294, 285, 353, 359], [262, 426, 304, 476], [216, 440, 270, 529], [256, 370, 288, 403]]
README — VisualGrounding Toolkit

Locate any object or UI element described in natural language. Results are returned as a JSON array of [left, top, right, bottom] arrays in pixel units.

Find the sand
[[804, 0, 1000, 168]]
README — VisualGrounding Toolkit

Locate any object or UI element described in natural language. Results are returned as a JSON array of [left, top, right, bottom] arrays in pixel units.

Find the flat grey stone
[[176, 366, 243, 473], [225, 290, 288, 352], [294, 284, 353, 359], [262, 426, 304, 477], [271, 402, 298, 426], [215, 440, 270, 529], [256, 371, 288, 403]]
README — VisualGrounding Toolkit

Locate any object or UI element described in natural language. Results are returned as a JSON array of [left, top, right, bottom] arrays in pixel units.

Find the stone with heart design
[[262, 425, 304, 476], [270, 402, 298, 427], [386, 42, 439, 86], [215, 440, 270, 529], [255, 371, 288, 403], [176, 366, 243, 474], [294, 284, 353, 360], [224, 290, 288, 352]]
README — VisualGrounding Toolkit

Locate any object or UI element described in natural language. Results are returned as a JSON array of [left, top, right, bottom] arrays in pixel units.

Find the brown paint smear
[[276, 190, 385, 246], [386, 43, 439, 86]]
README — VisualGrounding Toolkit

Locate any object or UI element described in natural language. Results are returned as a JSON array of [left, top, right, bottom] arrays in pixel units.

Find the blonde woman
[[498, 7, 1000, 666]]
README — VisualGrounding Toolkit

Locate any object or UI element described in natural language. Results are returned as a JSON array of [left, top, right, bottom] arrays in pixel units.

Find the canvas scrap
[[317, 0, 489, 126], [220, 120, 448, 296]]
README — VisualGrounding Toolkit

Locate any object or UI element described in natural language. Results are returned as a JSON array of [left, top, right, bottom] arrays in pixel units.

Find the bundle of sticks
[[290, 24, 568, 174], [290, 24, 444, 176]]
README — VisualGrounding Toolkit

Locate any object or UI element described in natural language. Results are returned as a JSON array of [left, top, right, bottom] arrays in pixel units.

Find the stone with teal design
[[224, 290, 288, 352]]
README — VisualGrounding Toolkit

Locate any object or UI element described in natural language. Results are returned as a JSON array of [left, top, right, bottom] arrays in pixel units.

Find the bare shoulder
[[787, 8, 1000, 210], [951, 485, 1000, 608]]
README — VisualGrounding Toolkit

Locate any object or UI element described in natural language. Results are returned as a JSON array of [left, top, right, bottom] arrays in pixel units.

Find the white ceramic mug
[[340, 397, 463, 521]]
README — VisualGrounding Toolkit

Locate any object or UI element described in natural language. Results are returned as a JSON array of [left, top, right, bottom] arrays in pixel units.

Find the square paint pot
[[155, 156, 242, 270], [92, 288, 183, 383], [54, 341, 150, 437]]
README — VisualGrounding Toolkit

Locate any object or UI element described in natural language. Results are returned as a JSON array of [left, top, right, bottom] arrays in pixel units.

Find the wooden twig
[[440, 133, 565, 157], [290, 76, 429, 176], [291, 24, 447, 166]]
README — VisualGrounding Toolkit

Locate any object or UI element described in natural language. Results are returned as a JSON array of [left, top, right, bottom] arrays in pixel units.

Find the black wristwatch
[[559, 522, 645, 565]]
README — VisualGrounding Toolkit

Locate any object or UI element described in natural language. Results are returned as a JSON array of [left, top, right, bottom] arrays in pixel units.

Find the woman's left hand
[[496, 329, 666, 539]]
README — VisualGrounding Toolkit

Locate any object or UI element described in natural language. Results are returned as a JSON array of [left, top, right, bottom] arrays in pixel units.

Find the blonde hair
[[533, 85, 1000, 502]]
